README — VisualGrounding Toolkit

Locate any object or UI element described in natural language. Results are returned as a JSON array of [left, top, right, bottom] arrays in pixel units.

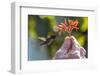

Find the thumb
[[71, 36, 80, 51]]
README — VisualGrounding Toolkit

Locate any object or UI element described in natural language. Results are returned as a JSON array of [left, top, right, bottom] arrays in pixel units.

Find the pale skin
[[53, 36, 86, 59]]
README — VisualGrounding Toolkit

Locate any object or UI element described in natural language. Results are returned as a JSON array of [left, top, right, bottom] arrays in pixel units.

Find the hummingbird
[[38, 35, 56, 46]]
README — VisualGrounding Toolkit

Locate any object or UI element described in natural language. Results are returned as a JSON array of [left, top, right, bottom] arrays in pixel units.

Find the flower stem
[[69, 33, 71, 37]]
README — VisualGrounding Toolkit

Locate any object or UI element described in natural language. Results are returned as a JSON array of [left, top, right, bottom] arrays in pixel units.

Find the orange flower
[[68, 20, 79, 33], [57, 19, 79, 36], [57, 19, 68, 32]]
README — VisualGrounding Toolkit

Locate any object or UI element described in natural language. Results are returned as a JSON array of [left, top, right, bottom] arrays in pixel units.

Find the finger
[[80, 47, 86, 58], [71, 36, 80, 51], [67, 51, 80, 59], [71, 36, 80, 46], [53, 50, 68, 59], [64, 36, 72, 50]]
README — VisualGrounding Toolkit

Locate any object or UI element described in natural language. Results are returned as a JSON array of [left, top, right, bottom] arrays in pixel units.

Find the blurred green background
[[28, 15, 88, 60]]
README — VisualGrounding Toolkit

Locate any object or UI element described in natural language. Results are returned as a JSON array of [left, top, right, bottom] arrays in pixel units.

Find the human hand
[[53, 36, 86, 59]]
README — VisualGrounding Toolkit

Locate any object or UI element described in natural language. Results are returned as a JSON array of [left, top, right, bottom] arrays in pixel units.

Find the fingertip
[[71, 36, 75, 39], [65, 36, 75, 41], [65, 36, 70, 40]]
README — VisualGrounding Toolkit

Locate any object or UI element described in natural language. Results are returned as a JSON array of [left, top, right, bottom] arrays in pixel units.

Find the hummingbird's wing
[[38, 37, 47, 46], [38, 37, 46, 41]]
